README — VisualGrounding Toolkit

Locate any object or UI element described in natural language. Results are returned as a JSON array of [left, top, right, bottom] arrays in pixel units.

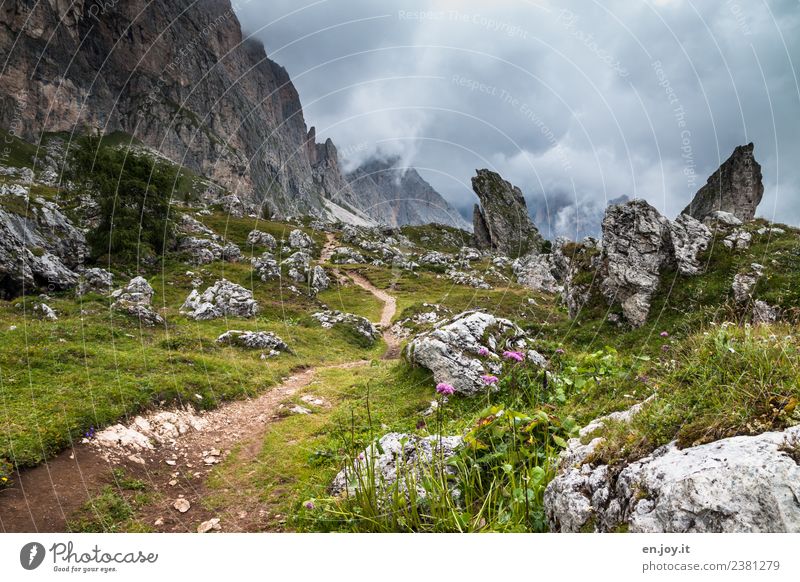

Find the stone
[[330, 246, 366, 264], [111, 276, 164, 326], [404, 310, 545, 396], [752, 300, 779, 324], [512, 253, 563, 293], [312, 310, 379, 344], [683, 143, 764, 223], [419, 251, 454, 267], [33, 303, 58, 321], [471, 169, 544, 258], [173, 499, 191, 513], [178, 237, 242, 265], [0, 200, 86, 298], [180, 279, 259, 320], [246, 230, 277, 250], [546, 402, 800, 533], [668, 213, 712, 275], [600, 200, 674, 327], [330, 432, 462, 498], [703, 210, 743, 227], [251, 252, 280, 281], [446, 270, 491, 289], [216, 330, 289, 351], [178, 214, 215, 237], [77, 268, 113, 296], [310, 265, 330, 293], [288, 229, 313, 249], [723, 229, 752, 250], [732, 263, 764, 303], [197, 518, 221, 533]]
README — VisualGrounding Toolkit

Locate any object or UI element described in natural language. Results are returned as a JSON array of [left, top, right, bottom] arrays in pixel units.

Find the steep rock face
[[0, 194, 87, 297], [344, 157, 469, 229], [0, 0, 340, 216], [471, 170, 544, 258], [682, 143, 764, 223]]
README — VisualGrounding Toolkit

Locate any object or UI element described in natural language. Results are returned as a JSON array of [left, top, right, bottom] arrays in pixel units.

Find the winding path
[[0, 234, 401, 532]]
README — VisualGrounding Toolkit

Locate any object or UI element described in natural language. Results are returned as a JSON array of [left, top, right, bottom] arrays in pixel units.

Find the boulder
[[404, 310, 545, 396], [310, 265, 330, 293], [732, 263, 764, 303], [288, 229, 314, 249], [111, 276, 164, 326], [246, 230, 277, 250], [180, 279, 259, 320], [600, 200, 674, 327], [545, 404, 800, 533], [331, 247, 366, 264], [668, 213, 712, 275], [723, 229, 753, 250], [178, 214, 215, 236], [33, 302, 58, 321], [683, 143, 764, 223], [178, 237, 242, 265], [471, 169, 544, 258], [77, 268, 113, 296], [312, 310, 379, 344], [446, 270, 491, 290], [512, 253, 563, 293], [251, 252, 280, 281], [704, 210, 743, 227], [216, 330, 289, 351], [330, 432, 462, 498]]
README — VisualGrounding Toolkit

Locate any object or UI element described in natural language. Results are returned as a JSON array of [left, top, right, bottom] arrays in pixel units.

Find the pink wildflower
[[481, 374, 499, 385], [502, 350, 524, 362], [436, 382, 455, 396]]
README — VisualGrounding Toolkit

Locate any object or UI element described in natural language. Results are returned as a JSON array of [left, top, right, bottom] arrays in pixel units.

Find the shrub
[[68, 132, 180, 263]]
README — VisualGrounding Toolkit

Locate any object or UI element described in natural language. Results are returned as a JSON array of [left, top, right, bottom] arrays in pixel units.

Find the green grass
[[0, 129, 37, 168], [67, 471, 155, 533]]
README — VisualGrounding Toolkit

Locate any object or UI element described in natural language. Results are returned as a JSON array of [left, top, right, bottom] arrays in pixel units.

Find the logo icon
[[20, 542, 46, 570]]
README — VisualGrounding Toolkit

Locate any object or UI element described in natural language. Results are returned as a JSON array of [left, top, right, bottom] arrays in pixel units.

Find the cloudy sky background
[[235, 0, 800, 238]]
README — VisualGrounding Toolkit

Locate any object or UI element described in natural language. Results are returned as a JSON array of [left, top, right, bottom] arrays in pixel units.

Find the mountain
[[0, 0, 362, 219], [343, 156, 470, 229]]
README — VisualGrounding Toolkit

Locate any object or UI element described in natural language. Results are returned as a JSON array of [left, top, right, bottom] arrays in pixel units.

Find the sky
[[234, 0, 800, 238]]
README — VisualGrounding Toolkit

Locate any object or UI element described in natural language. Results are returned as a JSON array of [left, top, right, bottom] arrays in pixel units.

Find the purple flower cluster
[[502, 350, 525, 362], [555, 348, 565, 355], [481, 374, 499, 385], [477, 347, 490, 356], [436, 382, 455, 396], [660, 331, 669, 338], [84, 426, 96, 440]]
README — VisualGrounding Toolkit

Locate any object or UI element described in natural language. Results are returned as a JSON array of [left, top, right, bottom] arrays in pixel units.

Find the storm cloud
[[235, 0, 800, 236]]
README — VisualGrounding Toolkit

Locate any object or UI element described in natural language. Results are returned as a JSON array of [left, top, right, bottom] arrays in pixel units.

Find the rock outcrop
[[682, 143, 764, 223], [312, 310, 379, 345], [512, 253, 564, 294], [344, 156, 470, 229], [77, 268, 113, 296], [545, 402, 800, 533], [330, 432, 462, 498], [180, 279, 259, 320], [404, 310, 546, 396], [0, 195, 87, 298], [216, 330, 289, 352], [111, 276, 164, 326], [471, 170, 544, 258], [596, 200, 712, 326], [601, 200, 675, 328]]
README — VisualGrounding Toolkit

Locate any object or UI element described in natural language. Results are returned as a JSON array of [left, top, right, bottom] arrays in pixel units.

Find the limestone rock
[[512, 253, 563, 293], [668, 213, 712, 275], [330, 247, 366, 264], [180, 279, 259, 320], [330, 432, 462, 498], [723, 229, 752, 250], [77, 268, 113, 296], [404, 310, 545, 396], [683, 143, 764, 223], [288, 229, 313, 250], [111, 276, 164, 326], [471, 169, 544, 258], [251, 252, 280, 281], [33, 302, 58, 321], [216, 330, 289, 351], [246, 230, 277, 250], [601, 200, 674, 327], [312, 310, 379, 344], [732, 263, 765, 303], [178, 237, 242, 265]]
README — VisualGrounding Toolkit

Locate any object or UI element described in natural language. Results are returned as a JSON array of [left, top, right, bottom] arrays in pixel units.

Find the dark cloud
[[236, 0, 800, 233]]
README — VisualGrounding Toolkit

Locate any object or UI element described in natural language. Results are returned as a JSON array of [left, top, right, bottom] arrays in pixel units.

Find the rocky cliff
[[0, 0, 358, 218], [344, 157, 469, 229], [683, 143, 764, 223], [471, 169, 544, 258]]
